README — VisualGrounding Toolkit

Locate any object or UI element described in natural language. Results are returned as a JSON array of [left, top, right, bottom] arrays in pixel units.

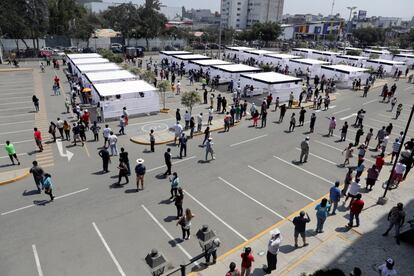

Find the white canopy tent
[[66, 53, 102, 60], [262, 53, 300, 67], [320, 65, 370, 88], [159, 50, 192, 63], [224, 46, 254, 60], [74, 63, 121, 78], [187, 59, 232, 72], [83, 70, 137, 87], [240, 72, 302, 100], [362, 49, 392, 60], [312, 50, 339, 63], [92, 80, 159, 119], [291, 48, 316, 59], [209, 64, 262, 84], [366, 59, 407, 76], [239, 49, 276, 63], [68, 57, 110, 76], [393, 54, 414, 67], [335, 55, 367, 67], [289, 58, 330, 77], [171, 54, 210, 67]]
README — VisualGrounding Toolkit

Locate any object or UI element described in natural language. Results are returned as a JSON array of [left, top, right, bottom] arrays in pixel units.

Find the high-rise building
[[220, 0, 284, 29]]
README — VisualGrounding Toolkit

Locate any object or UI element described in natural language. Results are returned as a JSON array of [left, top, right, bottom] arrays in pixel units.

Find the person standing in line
[[340, 122, 348, 142], [344, 178, 361, 208], [240, 247, 254, 276], [224, 112, 231, 132], [357, 144, 366, 167], [4, 141, 20, 165], [79, 123, 86, 145], [205, 137, 215, 161], [118, 115, 126, 135], [174, 121, 183, 145], [120, 147, 130, 175], [178, 133, 187, 159], [189, 117, 195, 138], [197, 113, 203, 132], [390, 138, 401, 163], [262, 229, 282, 274], [108, 132, 118, 156], [33, 128, 43, 152], [103, 124, 112, 148], [184, 111, 191, 129], [365, 128, 374, 147], [208, 106, 214, 125], [48, 121, 57, 142], [342, 143, 354, 166], [329, 181, 341, 215], [381, 134, 390, 155], [32, 95, 40, 112], [354, 125, 364, 146], [299, 137, 310, 163], [382, 203, 405, 245], [252, 110, 259, 128], [292, 211, 310, 247], [315, 198, 330, 233], [348, 193, 364, 228], [355, 162, 365, 179], [98, 147, 111, 173], [163, 148, 172, 176], [289, 113, 296, 132], [261, 109, 267, 128], [298, 107, 306, 126], [279, 104, 286, 122], [169, 172, 180, 200], [117, 159, 129, 185], [274, 97, 279, 113], [202, 127, 210, 145], [342, 168, 354, 196], [135, 158, 146, 191], [72, 123, 81, 146], [122, 107, 129, 126], [328, 117, 336, 137], [288, 92, 294, 108], [90, 121, 101, 142], [174, 187, 184, 219], [64, 97, 70, 113], [63, 120, 71, 141], [41, 173, 54, 201], [309, 113, 316, 133], [149, 129, 155, 152], [366, 165, 379, 191], [56, 118, 64, 139], [375, 126, 386, 151], [176, 108, 181, 122], [176, 208, 194, 240], [96, 107, 102, 123], [30, 161, 44, 193]]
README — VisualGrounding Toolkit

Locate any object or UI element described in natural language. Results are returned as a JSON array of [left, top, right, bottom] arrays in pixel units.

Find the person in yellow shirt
[[4, 141, 20, 165]]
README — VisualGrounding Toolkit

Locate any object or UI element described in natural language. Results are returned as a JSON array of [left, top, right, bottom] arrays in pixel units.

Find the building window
[[237, 8, 240, 10], [236, 19, 240, 21], [237, 2, 241, 5], [236, 24, 240, 27], [237, 13, 240, 16]]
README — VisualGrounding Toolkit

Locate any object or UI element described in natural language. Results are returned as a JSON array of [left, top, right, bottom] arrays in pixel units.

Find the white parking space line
[[1, 188, 89, 216], [2, 95, 32, 100], [92, 222, 126, 276], [142, 205, 193, 260], [248, 165, 314, 201], [314, 140, 374, 164], [0, 129, 32, 135], [0, 101, 31, 106], [362, 99, 378, 105], [32, 244, 44, 276], [332, 108, 351, 115], [273, 156, 332, 184], [218, 177, 285, 219], [0, 139, 33, 146], [230, 134, 268, 147], [185, 190, 248, 241], [366, 118, 408, 130], [147, 156, 196, 173], [0, 113, 32, 118], [295, 148, 337, 165], [0, 106, 33, 112], [0, 120, 33, 126], [340, 113, 357, 120]]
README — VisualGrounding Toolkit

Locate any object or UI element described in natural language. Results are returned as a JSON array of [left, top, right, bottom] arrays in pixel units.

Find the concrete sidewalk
[[0, 168, 30, 186], [190, 157, 414, 275]]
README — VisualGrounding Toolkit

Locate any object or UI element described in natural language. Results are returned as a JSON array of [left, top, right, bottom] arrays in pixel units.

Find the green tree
[[102, 3, 140, 44], [181, 91, 201, 115], [137, 0, 167, 50], [0, 0, 31, 50], [158, 80, 171, 110], [252, 22, 282, 47], [48, 0, 86, 35], [25, 0, 49, 50], [352, 27, 385, 47]]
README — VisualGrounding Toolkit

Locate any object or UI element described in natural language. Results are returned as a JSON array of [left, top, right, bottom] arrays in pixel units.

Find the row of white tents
[[66, 53, 159, 120]]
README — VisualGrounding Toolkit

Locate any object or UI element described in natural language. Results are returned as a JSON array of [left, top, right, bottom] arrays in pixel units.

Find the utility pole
[[218, 14, 223, 60], [330, 0, 335, 17]]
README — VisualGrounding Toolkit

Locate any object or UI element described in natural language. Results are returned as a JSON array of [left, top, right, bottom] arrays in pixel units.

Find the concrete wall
[[0, 39, 46, 51]]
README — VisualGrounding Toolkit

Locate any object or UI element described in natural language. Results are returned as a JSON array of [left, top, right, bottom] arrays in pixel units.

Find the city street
[[0, 62, 413, 276]]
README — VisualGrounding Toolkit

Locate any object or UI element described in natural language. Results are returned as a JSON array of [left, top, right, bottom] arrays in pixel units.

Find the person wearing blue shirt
[[329, 181, 341, 215], [315, 198, 330, 233], [42, 173, 54, 201]]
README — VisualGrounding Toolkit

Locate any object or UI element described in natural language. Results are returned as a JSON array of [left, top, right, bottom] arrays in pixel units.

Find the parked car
[[110, 43, 123, 53]]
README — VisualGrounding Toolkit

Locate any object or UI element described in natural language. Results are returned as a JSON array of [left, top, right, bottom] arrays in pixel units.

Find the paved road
[[0, 62, 413, 275]]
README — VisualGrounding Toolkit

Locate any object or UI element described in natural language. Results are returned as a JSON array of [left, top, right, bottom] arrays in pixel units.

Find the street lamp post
[[378, 104, 414, 205]]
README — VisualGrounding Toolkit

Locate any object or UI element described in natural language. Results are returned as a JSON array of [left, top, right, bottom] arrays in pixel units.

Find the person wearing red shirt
[[33, 127, 43, 152], [375, 153, 385, 172], [240, 247, 254, 276], [348, 194, 364, 228], [82, 109, 90, 129], [54, 75, 60, 88]]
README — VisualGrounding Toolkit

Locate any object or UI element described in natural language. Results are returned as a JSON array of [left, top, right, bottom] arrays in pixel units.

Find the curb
[[130, 122, 241, 145], [0, 168, 31, 186]]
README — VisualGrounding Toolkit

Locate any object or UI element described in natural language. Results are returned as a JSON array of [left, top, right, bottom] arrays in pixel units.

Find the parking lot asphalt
[[0, 62, 413, 275]]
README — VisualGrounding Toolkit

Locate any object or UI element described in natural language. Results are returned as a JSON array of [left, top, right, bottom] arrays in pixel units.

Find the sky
[[158, 0, 413, 20]]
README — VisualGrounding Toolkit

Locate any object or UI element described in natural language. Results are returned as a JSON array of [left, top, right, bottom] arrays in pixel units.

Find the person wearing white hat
[[263, 229, 282, 274], [300, 137, 310, 163], [135, 158, 146, 191], [378, 258, 397, 276]]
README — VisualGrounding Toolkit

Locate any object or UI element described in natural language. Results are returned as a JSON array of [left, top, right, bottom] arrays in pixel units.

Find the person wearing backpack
[[315, 198, 330, 233], [240, 247, 254, 276]]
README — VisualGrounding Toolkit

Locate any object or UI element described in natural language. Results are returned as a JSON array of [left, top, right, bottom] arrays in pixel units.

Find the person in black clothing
[[216, 94, 222, 112], [174, 187, 184, 219], [189, 117, 195, 138], [299, 107, 306, 126], [222, 97, 227, 113], [164, 148, 172, 176], [261, 109, 267, 128], [120, 147, 130, 175], [292, 211, 310, 247], [178, 133, 187, 158], [32, 95, 40, 112], [309, 113, 316, 133], [176, 108, 181, 122], [99, 148, 110, 173], [79, 123, 86, 144], [202, 127, 210, 145], [117, 159, 129, 185], [279, 104, 286, 122], [203, 89, 208, 104], [354, 126, 364, 146]]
